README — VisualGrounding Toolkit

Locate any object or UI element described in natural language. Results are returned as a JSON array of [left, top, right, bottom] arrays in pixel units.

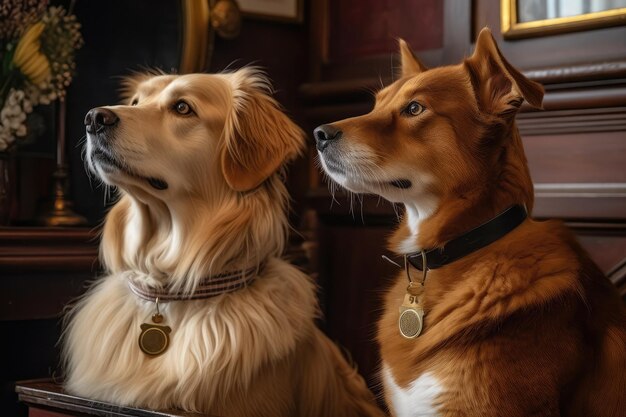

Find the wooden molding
[[0, 227, 100, 271], [517, 107, 626, 136], [525, 60, 626, 86], [0, 227, 101, 320]]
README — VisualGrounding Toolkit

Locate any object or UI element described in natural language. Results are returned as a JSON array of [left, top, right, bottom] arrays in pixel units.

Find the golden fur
[[317, 28, 626, 416], [63, 69, 384, 416]]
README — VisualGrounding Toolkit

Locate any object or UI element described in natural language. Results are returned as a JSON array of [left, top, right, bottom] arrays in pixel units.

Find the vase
[[0, 149, 17, 225]]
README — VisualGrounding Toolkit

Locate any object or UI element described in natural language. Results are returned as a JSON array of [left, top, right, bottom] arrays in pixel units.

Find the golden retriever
[[315, 28, 626, 416], [62, 68, 384, 417]]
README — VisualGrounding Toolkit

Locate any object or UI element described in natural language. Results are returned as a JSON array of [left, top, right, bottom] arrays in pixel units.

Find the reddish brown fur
[[323, 28, 626, 416]]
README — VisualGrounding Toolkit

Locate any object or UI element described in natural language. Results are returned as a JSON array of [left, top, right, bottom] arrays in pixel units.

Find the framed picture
[[501, 0, 626, 39], [237, 0, 303, 23]]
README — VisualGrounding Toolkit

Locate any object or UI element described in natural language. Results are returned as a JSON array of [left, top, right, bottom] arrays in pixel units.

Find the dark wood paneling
[[517, 107, 626, 136], [0, 227, 99, 321], [524, 132, 626, 183], [309, 0, 472, 82], [317, 222, 396, 393], [328, 0, 444, 62], [0, 227, 99, 416], [533, 194, 626, 221]]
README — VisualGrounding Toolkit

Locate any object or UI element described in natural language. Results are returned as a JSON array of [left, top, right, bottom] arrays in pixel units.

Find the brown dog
[[316, 28, 626, 416]]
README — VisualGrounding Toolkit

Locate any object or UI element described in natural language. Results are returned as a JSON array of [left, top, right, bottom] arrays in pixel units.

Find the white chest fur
[[382, 364, 443, 417], [397, 200, 437, 254]]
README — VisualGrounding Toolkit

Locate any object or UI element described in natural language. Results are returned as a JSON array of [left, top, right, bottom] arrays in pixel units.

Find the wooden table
[[16, 380, 213, 417]]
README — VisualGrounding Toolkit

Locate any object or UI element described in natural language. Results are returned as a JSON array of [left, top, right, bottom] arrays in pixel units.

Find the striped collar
[[127, 264, 263, 302]]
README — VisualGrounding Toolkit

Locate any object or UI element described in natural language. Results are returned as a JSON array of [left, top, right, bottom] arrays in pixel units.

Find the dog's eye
[[174, 100, 192, 115], [131, 98, 138, 106], [403, 101, 425, 117]]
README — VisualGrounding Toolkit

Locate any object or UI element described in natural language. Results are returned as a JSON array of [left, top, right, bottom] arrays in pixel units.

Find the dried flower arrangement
[[0, 0, 83, 151]]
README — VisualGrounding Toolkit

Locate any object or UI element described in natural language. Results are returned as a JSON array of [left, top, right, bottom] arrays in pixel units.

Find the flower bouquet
[[0, 0, 83, 152]]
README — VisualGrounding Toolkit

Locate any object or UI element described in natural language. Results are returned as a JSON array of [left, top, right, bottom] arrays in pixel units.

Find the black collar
[[406, 205, 528, 271]]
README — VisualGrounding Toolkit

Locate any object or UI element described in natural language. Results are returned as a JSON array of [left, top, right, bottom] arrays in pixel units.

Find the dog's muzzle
[[84, 107, 169, 191], [314, 124, 342, 152], [85, 107, 119, 134]]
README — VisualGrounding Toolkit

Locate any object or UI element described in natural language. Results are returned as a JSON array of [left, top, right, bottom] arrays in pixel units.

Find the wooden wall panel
[[317, 222, 396, 397], [328, 0, 443, 62], [523, 132, 626, 183], [0, 227, 100, 417]]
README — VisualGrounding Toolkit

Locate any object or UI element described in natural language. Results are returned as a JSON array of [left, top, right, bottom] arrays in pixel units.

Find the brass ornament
[[211, 0, 241, 39], [138, 297, 171, 357], [139, 323, 171, 356], [399, 282, 424, 339]]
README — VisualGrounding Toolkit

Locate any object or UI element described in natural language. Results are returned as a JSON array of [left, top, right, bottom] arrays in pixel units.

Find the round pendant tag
[[138, 323, 171, 356], [399, 308, 423, 339]]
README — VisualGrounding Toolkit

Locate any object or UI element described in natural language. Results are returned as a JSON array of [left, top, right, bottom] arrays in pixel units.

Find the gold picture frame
[[179, 0, 242, 73], [501, 0, 626, 39], [179, 0, 210, 73]]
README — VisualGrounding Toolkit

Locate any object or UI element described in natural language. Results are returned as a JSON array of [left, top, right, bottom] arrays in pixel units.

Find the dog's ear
[[465, 28, 544, 116], [398, 39, 428, 77], [222, 72, 305, 192]]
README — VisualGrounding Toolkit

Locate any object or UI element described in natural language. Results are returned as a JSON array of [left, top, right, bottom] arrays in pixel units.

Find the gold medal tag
[[139, 298, 171, 356], [139, 323, 171, 356], [398, 283, 424, 339]]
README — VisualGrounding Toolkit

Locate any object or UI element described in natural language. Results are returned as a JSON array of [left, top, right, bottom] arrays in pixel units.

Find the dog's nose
[[85, 107, 119, 133], [314, 124, 342, 152]]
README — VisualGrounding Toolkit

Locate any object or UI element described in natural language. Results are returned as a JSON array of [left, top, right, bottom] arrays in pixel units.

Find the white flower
[[8, 104, 21, 116], [0, 88, 34, 150]]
